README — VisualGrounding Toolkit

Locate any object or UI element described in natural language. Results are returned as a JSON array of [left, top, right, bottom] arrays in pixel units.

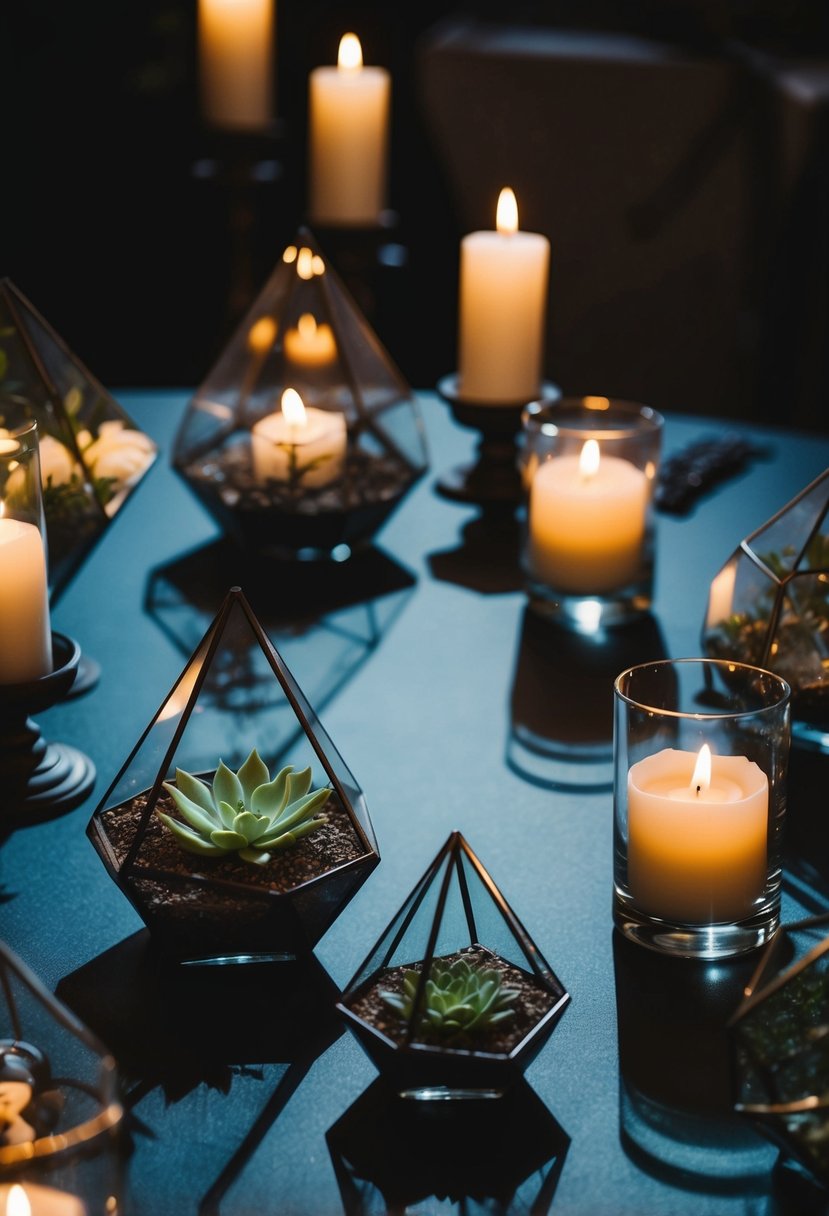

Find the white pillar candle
[[628, 745, 768, 924], [251, 388, 346, 488], [198, 0, 274, 131], [0, 510, 52, 684], [528, 440, 648, 592], [1, 1181, 86, 1216], [283, 313, 338, 369], [458, 187, 550, 404], [309, 33, 390, 226]]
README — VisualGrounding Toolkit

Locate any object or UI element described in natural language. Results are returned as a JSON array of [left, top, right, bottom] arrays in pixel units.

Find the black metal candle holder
[[0, 633, 96, 822], [436, 373, 561, 506]]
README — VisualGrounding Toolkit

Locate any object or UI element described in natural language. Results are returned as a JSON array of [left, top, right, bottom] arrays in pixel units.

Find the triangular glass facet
[[0, 279, 157, 595], [703, 469, 829, 749], [172, 229, 428, 558], [87, 587, 378, 965], [339, 832, 568, 1094]]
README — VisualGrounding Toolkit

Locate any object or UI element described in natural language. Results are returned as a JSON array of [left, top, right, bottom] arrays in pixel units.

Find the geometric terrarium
[[0, 279, 157, 595], [729, 911, 829, 1191], [703, 469, 829, 751], [171, 229, 428, 559], [86, 586, 380, 966], [337, 831, 569, 1097], [0, 941, 124, 1213]]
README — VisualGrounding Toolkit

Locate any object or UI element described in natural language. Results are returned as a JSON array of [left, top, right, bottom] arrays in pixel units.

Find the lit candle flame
[[297, 313, 318, 340], [579, 439, 600, 480], [8, 1184, 31, 1216], [691, 744, 712, 796], [338, 33, 362, 71], [247, 316, 277, 354], [496, 187, 518, 235], [281, 388, 307, 428], [296, 247, 315, 281]]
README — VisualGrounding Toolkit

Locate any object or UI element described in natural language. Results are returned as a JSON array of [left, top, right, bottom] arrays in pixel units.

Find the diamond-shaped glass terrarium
[[172, 228, 428, 559], [703, 469, 829, 751], [729, 911, 829, 1192], [86, 586, 379, 966], [337, 831, 569, 1097], [0, 941, 123, 1212], [0, 279, 157, 595]]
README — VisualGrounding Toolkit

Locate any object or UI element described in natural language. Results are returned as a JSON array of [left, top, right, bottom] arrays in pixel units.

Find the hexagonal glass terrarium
[[0, 279, 157, 596], [172, 228, 428, 559], [337, 831, 569, 1098], [729, 911, 829, 1191], [86, 586, 380, 966], [703, 469, 829, 751], [0, 941, 123, 1213]]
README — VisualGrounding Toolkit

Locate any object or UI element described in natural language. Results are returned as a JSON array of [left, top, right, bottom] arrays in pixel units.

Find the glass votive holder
[[520, 398, 663, 628], [613, 659, 791, 959]]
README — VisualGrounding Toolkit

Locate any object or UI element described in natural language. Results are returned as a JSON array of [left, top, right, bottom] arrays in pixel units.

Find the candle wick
[[696, 784, 701, 796]]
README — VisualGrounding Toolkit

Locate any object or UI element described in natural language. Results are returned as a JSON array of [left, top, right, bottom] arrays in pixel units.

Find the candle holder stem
[[436, 374, 560, 506], [0, 634, 95, 823]]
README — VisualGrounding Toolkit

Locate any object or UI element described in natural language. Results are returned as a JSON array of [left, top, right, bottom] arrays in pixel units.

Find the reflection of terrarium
[[0, 942, 124, 1213], [703, 470, 829, 750], [338, 831, 569, 1097], [172, 229, 428, 558], [0, 279, 157, 594], [87, 586, 380, 965], [730, 911, 829, 1191]]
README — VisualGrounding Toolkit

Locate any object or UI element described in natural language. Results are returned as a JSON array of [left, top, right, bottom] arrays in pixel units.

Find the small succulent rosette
[[338, 832, 569, 1097], [87, 587, 379, 965]]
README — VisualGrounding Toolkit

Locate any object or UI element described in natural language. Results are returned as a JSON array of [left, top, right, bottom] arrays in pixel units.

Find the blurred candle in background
[[199, 0, 275, 130], [308, 33, 390, 226], [458, 187, 550, 403]]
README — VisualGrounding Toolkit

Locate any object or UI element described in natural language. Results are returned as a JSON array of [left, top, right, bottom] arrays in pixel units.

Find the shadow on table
[[785, 745, 829, 904], [427, 508, 524, 595], [144, 536, 416, 761], [613, 931, 776, 1198], [57, 930, 342, 1214], [507, 608, 668, 792], [326, 1076, 569, 1215]]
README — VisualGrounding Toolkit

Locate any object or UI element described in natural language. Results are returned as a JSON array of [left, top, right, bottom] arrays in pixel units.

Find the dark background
[[3, 1, 829, 425]]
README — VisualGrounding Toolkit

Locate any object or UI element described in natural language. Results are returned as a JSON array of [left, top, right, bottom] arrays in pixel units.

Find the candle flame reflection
[[338, 33, 362, 71], [297, 313, 319, 340], [691, 744, 712, 796], [579, 439, 600, 480], [8, 1184, 31, 1216], [496, 187, 518, 235], [281, 388, 307, 428]]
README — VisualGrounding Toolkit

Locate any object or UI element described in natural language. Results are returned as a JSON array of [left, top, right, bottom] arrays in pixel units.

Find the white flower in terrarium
[[78, 421, 155, 509]]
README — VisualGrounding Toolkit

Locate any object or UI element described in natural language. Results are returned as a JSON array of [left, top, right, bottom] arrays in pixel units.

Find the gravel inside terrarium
[[346, 944, 559, 1055], [186, 443, 411, 515], [100, 788, 365, 894]]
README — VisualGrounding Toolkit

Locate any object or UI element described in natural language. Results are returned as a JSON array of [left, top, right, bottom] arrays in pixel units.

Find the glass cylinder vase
[[613, 659, 790, 959], [520, 397, 663, 628]]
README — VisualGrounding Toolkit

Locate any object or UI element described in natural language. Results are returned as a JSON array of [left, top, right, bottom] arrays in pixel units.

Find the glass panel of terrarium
[[746, 470, 829, 577], [772, 574, 829, 713], [704, 548, 781, 669], [456, 847, 548, 976]]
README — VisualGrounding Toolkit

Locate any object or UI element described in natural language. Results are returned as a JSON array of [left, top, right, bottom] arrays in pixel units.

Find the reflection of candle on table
[[528, 440, 648, 592], [1, 1181, 87, 1216], [0, 484, 52, 683], [458, 187, 550, 404], [628, 744, 768, 923], [309, 33, 390, 226], [198, 0, 274, 130], [283, 314, 337, 369], [251, 389, 346, 488]]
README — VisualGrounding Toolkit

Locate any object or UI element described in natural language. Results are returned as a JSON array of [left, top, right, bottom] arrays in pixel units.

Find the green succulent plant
[[157, 748, 330, 865], [380, 956, 520, 1040]]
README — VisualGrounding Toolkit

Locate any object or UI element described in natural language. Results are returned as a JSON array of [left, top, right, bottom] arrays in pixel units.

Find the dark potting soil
[[186, 443, 412, 516], [346, 945, 559, 1055]]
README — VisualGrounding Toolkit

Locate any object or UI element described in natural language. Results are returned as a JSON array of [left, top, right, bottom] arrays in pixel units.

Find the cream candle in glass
[[198, 0, 274, 130], [0, 435, 52, 685], [251, 388, 346, 488], [627, 744, 768, 924], [457, 187, 550, 404], [309, 34, 390, 226], [528, 438, 648, 593]]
